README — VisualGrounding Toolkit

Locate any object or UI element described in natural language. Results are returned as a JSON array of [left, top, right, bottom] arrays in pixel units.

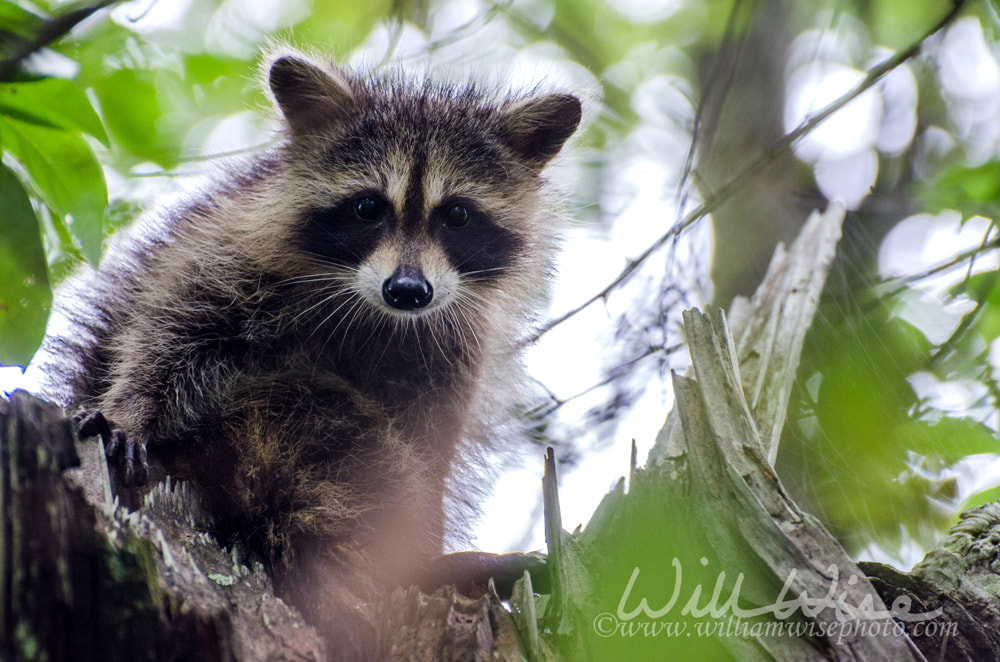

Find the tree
[[2, 0, 999, 659]]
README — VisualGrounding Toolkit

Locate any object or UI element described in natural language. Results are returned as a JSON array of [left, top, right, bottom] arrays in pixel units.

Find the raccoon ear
[[269, 55, 356, 140], [501, 94, 581, 169]]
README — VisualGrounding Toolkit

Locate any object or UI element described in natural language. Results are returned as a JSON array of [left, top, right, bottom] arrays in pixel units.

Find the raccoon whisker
[[290, 279, 356, 303], [455, 297, 488, 319], [370, 314, 398, 374], [404, 315, 435, 372], [282, 268, 339, 282], [283, 285, 351, 323], [295, 290, 357, 331], [282, 267, 357, 287], [445, 297, 476, 329], [460, 266, 508, 279], [450, 301, 484, 355], [453, 290, 492, 320], [305, 236, 367, 264], [285, 271, 362, 327], [290, 288, 342, 321], [287, 257, 354, 274], [453, 242, 513, 273], [362, 306, 398, 365], [460, 305, 492, 354], [440, 309, 471, 360], [332, 295, 374, 359], [425, 314, 454, 369], [461, 278, 491, 300], [420, 312, 448, 371], [437, 301, 469, 349], [331, 293, 369, 341], [304, 254, 361, 274], [283, 274, 352, 288], [407, 315, 434, 376], [315, 292, 363, 348]]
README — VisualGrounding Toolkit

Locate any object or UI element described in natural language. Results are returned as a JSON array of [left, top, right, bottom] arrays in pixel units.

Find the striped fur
[[30, 49, 580, 660]]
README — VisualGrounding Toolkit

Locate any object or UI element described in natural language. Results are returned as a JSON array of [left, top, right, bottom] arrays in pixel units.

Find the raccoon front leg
[[73, 407, 149, 486], [91, 296, 260, 487]]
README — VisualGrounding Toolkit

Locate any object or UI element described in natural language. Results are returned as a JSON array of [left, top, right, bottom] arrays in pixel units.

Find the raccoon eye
[[354, 196, 385, 222], [444, 204, 470, 229]]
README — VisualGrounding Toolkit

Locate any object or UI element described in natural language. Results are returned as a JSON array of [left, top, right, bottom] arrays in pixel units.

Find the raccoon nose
[[382, 267, 434, 310]]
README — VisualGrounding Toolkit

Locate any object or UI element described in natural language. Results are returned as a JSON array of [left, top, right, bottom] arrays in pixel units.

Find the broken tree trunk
[[531, 203, 999, 661], [2, 203, 998, 660], [0, 391, 327, 662]]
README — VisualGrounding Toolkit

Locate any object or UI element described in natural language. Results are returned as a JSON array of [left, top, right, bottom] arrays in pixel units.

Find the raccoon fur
[[29, 49, 580, 659]]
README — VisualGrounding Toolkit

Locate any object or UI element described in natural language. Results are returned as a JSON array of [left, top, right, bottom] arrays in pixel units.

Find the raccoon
[[29, 50, 580, 659]]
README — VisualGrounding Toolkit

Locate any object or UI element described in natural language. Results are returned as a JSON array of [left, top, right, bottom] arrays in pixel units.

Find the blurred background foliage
[[2, 0, 1000, 572]]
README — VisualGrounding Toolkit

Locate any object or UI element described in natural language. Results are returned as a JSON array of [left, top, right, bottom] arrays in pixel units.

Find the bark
[[0, 391, 325, 662], [860, 503, 1000, 661]]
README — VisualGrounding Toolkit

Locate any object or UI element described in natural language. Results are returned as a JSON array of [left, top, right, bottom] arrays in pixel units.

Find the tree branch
[[526, 0, 971, 346]]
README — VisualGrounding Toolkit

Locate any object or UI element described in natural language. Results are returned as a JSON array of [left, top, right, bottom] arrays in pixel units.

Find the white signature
[[615, 558, 942, 623]]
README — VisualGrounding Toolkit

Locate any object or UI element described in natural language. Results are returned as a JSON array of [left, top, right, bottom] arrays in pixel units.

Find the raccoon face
[[267, 54, 580, 321], [298, 188, 522, 317]]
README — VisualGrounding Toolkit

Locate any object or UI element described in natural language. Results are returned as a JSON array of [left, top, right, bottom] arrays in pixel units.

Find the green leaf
[[94, 68, 180, 169], [0, 78, 108, 144], [295, 0, 395, 53], [0, 116, 105, 265], [953, 272, 1000, 343], [892, 417, 999, 464], [955, 481, 1000, 523], [957, 270, 1000, 304], [922, 161, 1000, 214], [0, 162, 50, 366], [780, 295, 954, 552], [867, 0, 951, 50], [0, 1, 44, 38], [978, 302, 1000, 345]]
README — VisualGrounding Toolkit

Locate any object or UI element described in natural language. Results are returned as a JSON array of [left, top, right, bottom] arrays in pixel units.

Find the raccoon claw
[[73, 407, 112, 440], [73, 408, 149, 487], [105, 428, 149, 487]]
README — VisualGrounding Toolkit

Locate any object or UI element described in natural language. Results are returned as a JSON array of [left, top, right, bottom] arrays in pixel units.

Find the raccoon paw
[[73, 408, 149, 486]]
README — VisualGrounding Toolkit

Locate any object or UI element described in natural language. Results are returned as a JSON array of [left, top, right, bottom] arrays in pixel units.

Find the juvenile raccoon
[[31, 50, 580, 658]]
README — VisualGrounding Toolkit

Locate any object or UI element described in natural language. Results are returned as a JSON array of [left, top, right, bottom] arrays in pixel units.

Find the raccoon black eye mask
[[32, 49, 580, 661], [300, 189, 522, 304]]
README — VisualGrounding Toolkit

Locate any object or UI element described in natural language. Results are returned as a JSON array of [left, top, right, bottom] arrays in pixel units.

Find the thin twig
[[525, 0, 970, 346], [0, 1, 117, 81], [928, 296, 984, 367], [529, 342, 684, 418], [925, 225, 999, 366], [890, 235, 1000, 290]]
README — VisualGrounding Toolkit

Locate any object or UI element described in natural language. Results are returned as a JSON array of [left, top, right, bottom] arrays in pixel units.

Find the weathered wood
[[727, 203, 846, 463], [0, 391, 176, 662], [653, 204, 916, 659], [373, 584, 525, 661], [672, 309, 915, 660], [0, 390, 325, 662], [861, 502, 1000, 661], [544, 203, 931, 660]]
